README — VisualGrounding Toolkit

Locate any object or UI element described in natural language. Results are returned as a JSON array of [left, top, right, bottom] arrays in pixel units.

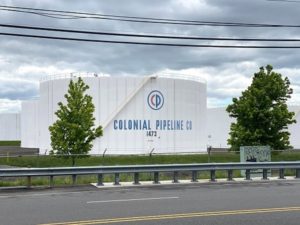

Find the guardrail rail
[[1, 162, 300, 188]]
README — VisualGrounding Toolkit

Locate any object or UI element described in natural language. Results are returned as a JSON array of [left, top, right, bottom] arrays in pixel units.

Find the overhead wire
[[0, 7, 257, 26], [1, 5, 300, 48], [267, 0, 300, 3], [1, 8, 85, 19], [1, 5, 300, 28], [1, 23, 300, 42], [1, 32, 300, 48]]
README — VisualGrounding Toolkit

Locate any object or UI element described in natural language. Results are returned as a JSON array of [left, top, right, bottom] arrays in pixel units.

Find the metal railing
[[40, 72, 206, 83], [40, 72, 110, 82], [1, 162, 300, 188]]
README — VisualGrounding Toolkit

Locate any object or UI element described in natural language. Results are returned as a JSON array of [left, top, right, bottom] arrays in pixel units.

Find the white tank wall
[[18, 76, 300, 152], [38, 76, 207, 155], [207, 106, 300, 149], [0, 113, 20, 140], [21, 100, 39, 148], [287, 106, 300, 149], [207, 108, 235, 148]]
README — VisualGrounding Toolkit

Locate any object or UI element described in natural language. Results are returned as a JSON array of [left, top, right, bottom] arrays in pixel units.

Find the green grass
[[272, 151, 300, 161], [0, 151, 299, 187], [1, 151, 300, 168], [0, 153, 241, 168], [0, 140, 21, 146]]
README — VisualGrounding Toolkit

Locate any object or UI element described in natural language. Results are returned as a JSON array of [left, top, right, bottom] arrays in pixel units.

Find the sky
[[1, 0, 300, 113]]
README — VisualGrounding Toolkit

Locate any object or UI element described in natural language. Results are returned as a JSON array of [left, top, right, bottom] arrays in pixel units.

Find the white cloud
[[0, 77, 38, 99], [1, 0, 300, 112], [15, 65, 74, 81], [0, 99, 21, 113], [207, 97, 232, 108]]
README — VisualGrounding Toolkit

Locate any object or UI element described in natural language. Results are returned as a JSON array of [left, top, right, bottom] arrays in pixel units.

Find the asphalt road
[[1, 180, 300, 225]]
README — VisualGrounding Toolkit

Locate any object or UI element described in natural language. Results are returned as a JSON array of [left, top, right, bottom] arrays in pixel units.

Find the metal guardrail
[[1, 162, 300, 188]]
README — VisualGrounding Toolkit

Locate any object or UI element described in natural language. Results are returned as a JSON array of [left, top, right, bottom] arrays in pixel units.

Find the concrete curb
[[91, 176, 299, 189]]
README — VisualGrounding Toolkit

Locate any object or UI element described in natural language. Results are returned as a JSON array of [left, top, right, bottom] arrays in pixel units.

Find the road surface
[[1, 180, 300, 225]]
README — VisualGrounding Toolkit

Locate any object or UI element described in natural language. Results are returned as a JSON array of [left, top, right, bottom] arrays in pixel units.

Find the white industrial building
[[1, 73, 300, 153], [207, 106, 300, 149], [0, 113, 20, 140], [285, 106, 300, 149], [21, 100, 39, 149], [20, 74, 207, 155]]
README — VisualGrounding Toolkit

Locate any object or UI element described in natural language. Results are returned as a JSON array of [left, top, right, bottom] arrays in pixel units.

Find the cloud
[[0, 77, 38, 100], [1, 0, 300, 111], [0, 99, 21, 113]]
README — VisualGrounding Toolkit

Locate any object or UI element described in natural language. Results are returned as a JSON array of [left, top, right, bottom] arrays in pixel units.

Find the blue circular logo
[[147, 90, 164, 110]]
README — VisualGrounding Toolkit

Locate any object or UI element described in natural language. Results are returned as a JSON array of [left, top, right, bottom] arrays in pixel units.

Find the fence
[[0, 162, 300, 188]]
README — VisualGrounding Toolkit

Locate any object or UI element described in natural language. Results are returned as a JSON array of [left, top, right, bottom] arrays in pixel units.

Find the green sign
[[240, 146, 271, 177]]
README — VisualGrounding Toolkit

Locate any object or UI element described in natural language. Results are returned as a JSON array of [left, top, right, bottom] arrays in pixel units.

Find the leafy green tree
[[227, 65, 296, 151], [49, 77, 103, 166]]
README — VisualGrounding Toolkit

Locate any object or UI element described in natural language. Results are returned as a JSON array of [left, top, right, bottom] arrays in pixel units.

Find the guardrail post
[[173, 171, 179, 183], [6, 152, 9, 163], [27, 176, 31, 188], [210, 170, 216, 182], [133, 172, 140, 185], [114, 173, 120, 185], [296, 169, 300, 179], [245, 169, 251, 180], [97, 174, 103, 186], [49, 175, 54, 188], [191, 171, 198, 182], [227, 170, 233, 181], [279, 168, 285, 179], [153, 172, 160, 184], [262, 169, 268, 180], [72, 175, 77, 185]]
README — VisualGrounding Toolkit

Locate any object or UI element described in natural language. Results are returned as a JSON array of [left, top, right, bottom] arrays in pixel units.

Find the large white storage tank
[[0, 113, 20, 140], [207, 106, 300, 150], [287, 106, 300, 149], [37, 74, 207, 155], [207, 107, 234, 148], [21, 100, 39, 148]]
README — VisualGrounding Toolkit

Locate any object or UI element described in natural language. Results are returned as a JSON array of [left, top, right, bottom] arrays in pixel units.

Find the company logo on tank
[[147, 90, 164, 110], [113, 90, 192, 134]]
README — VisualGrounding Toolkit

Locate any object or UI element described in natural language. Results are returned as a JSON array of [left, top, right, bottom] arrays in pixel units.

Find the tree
[[49, 77, 103, 166], [227, 65, 296, 151]]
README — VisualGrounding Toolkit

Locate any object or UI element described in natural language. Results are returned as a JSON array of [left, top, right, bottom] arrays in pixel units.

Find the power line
[[267, 0, 300, 3], [1, 5, 253, 25], [1, 32, 300, 48], [1, 23, 300, 42], [1, 7, 256, 26], [0, 8, 85, 20], [1, 5, 300, 28]]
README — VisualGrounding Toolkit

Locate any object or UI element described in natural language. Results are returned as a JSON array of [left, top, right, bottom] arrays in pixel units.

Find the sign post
[[240, 146, 271, 178]]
